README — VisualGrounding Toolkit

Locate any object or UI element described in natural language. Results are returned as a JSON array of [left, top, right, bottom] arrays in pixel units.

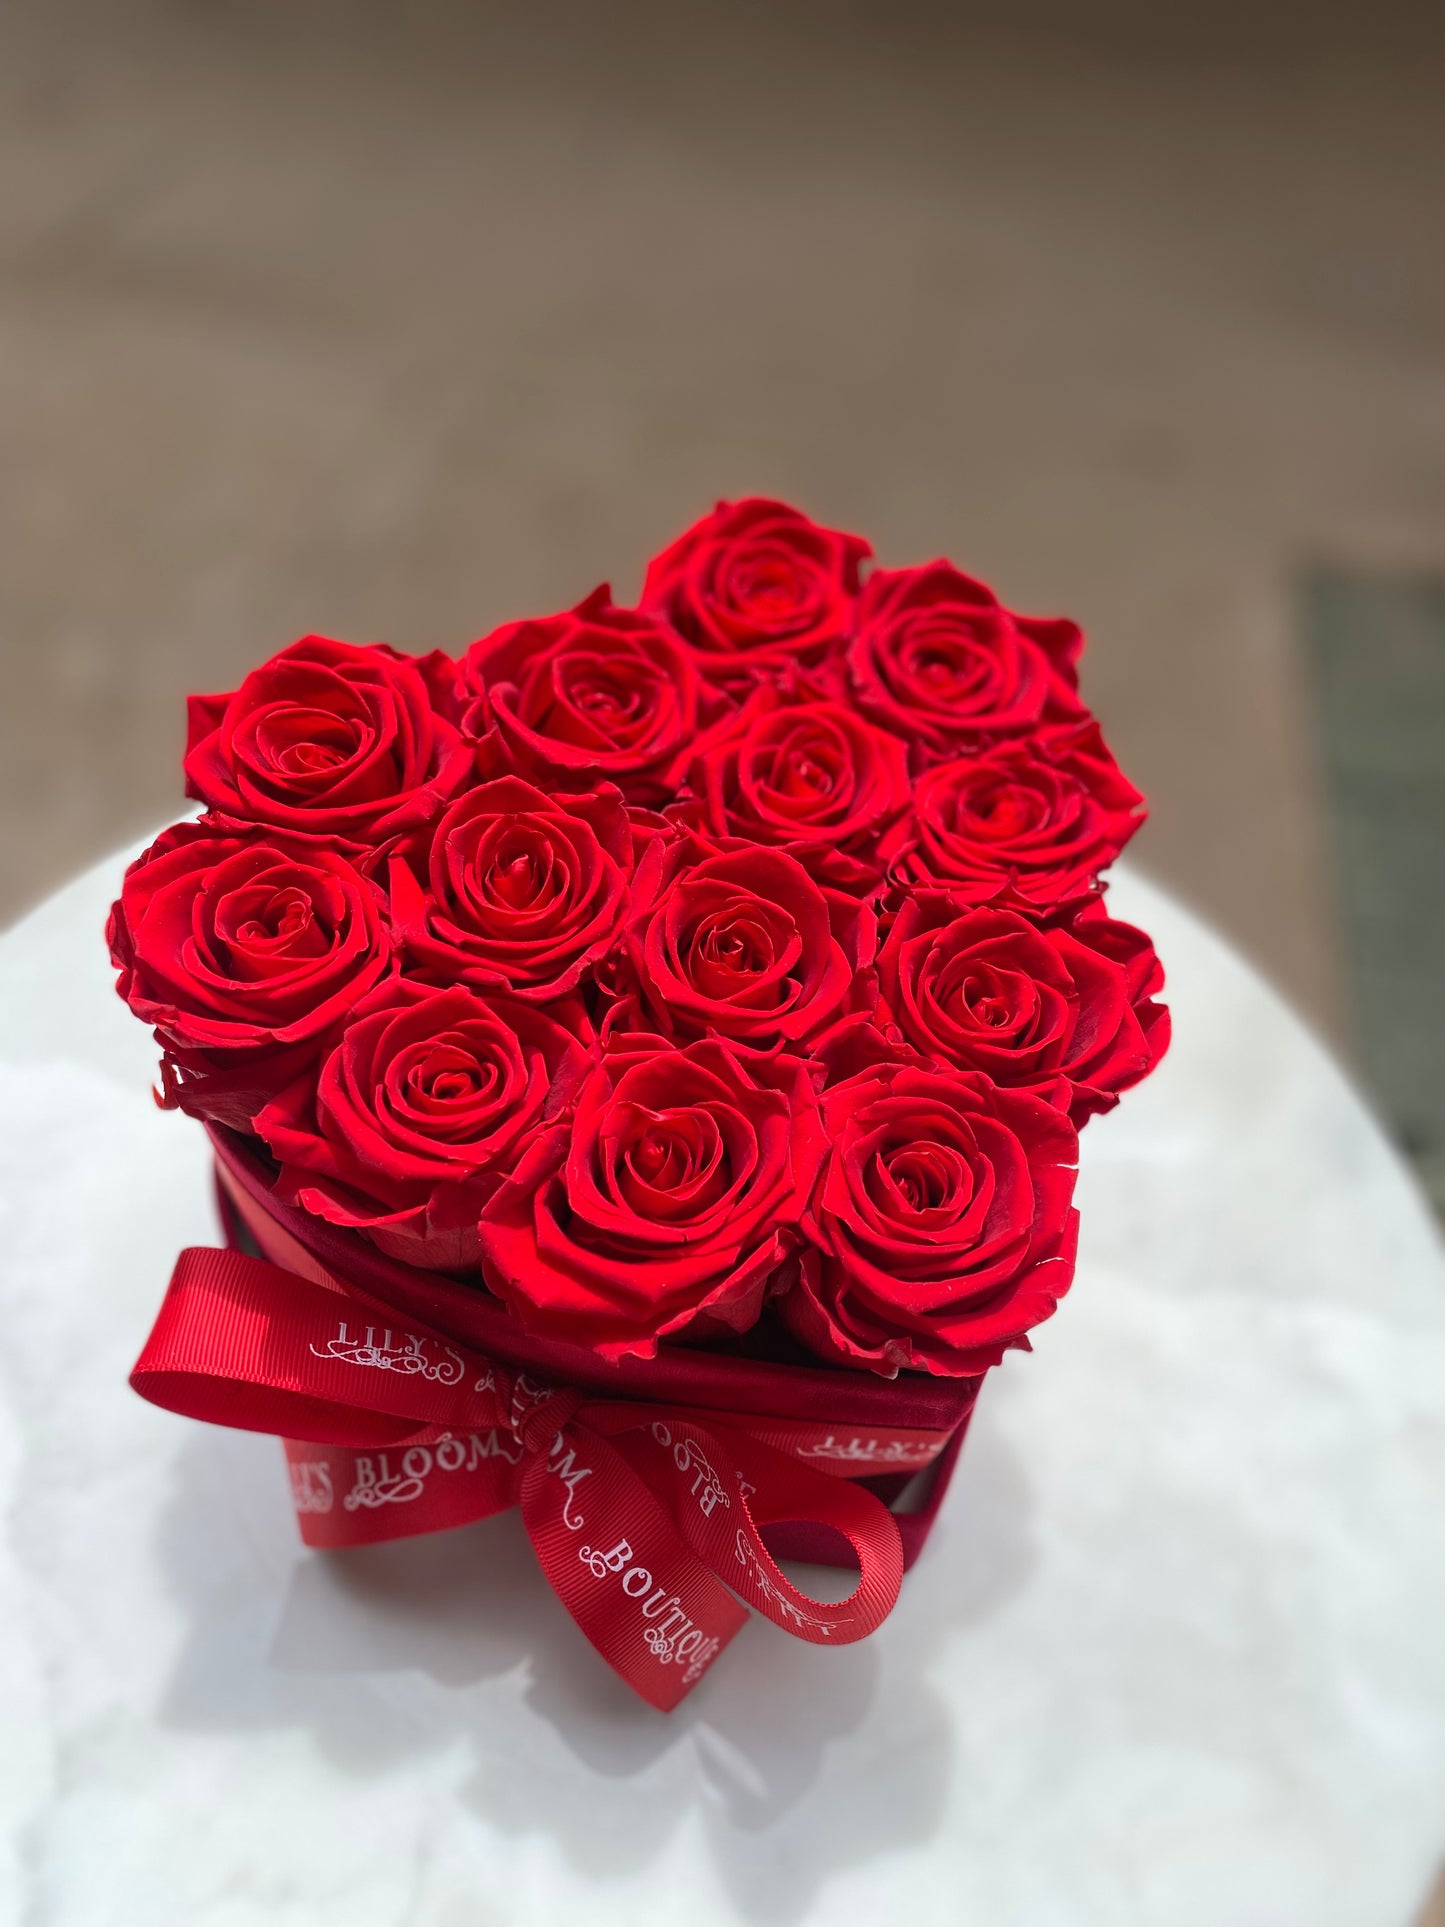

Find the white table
[[2, 844, 1443, 1927]]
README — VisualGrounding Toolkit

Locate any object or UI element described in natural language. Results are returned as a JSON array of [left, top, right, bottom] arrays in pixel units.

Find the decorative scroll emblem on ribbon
[[129, 1246, 951, 1710], [308, 1321, 467, 1384]]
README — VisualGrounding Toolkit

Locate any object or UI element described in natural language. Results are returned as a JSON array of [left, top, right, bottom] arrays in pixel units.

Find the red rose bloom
[[781, 1054, 1079, 1377], [624, 843, 867, 1049], [107, 822, 392, 1129], [478, 1035, 826, 1360], [641, 497, 870, 689], [457, 588, 725, 806], [254, 980, 592, 1271], [882, 721, 1145, 909], [390, 777, 632, 1002], [848, 562, 1084, 765], [184, 636, 471, 854], [682, 691, 911, 893], [876, 892, 1170, 1125]]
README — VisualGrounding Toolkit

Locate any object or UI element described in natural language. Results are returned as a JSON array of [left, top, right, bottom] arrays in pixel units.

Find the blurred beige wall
[[2, 0, 1443, 1039]]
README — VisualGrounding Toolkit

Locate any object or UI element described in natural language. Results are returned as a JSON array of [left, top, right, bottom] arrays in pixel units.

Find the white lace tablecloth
[[2, 843, 1443, 1927]]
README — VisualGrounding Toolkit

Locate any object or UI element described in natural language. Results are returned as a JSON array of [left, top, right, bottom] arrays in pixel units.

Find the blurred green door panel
[[1305, 570, 1445, 1217]]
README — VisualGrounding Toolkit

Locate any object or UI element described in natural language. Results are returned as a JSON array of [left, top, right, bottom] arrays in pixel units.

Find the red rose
[[848, 562, 1084, 764], [641, 497, 870, 689], [184, 635, 471, 853], [881, 721, 1144, 909], [456, 588, 724, 807], [389, 776, 632, 1002], [478, 1036, 826, 1360], [254, 980, 593, 1271], [781, 1054, 1079, 1377], [876, 892, 1170, 1126], [623, 843, 868, 1049], [107, 822, 393, 1129], [681, 690, 911, 893]]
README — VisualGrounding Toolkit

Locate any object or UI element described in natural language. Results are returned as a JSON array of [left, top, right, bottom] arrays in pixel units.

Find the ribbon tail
[[520, 1422, 748, 1712]]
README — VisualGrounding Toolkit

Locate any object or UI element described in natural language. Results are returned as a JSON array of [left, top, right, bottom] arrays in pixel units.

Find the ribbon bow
[[131, 1245, 925, 1709]]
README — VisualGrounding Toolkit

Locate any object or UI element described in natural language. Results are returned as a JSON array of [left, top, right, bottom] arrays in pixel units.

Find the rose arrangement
[[114, 499, 1168, 1708]]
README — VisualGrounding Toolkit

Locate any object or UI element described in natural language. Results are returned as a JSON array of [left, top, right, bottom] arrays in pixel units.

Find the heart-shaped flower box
[[117, 497, 1168, 1710]]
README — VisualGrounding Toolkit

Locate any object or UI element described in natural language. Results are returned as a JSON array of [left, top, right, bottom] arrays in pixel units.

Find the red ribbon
[[129, 1245, 949, 1710]]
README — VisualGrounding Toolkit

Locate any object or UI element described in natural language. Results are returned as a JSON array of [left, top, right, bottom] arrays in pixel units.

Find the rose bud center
[[896, 614, 1002, 703], [614, 1103, 730, 1221], [769, 731, 841, 800], [565, 669, 645, 728], [259, 708, 368, 776], [877, 1141, 970, 1217], [691, 910, 777, 987], [913, 641, 970, 690], [792, 755, 831, 794], [728, 549, 811, 617], [481, 831, 553, 911], [377, 1023, 531, 1145], [968, 780, 1048, 837], [632, 1130, 679, 1184], [936, 961, 1037, 1033], [406, 1044, 492, 1107], [219, 883, 329, 966]]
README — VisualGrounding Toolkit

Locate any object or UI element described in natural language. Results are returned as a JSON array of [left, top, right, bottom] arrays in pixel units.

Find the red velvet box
[[207, 1122, 983, 1572]]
